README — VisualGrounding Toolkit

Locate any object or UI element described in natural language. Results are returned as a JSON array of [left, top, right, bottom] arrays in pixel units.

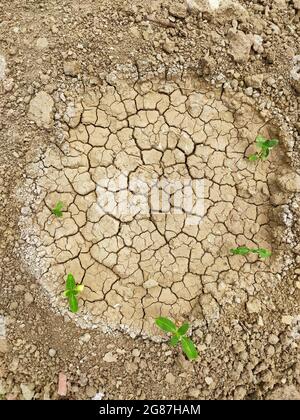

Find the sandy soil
[[0, 0, 300, 400]]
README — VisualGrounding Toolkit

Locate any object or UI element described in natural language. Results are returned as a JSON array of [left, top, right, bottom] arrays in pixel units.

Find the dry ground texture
[[0, 0, 300, 400]]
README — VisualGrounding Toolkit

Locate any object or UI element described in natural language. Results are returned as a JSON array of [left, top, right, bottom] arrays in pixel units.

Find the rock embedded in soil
[[169, 3, 188, 19], [0, 338, 8, 353], [24, 292, 34, 305], [36, 37, 49, 50], [103, 352, 118, 363], [278, 173, 300, 193], [48, 348, 56, 357], [165, 372, 176, 384], [228, 30, 253, 63], [246, 297, 261, 314], [244, 74, 264, 89], [0, 55, 6, 80], [281, 315, 293, 325], [20, 383, 35, 400], [28, 91, 54, 129], [63, 61, 80, 77]]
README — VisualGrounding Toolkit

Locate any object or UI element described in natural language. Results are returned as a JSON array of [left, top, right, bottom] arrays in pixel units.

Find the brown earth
[[0, 0, 300, 400]]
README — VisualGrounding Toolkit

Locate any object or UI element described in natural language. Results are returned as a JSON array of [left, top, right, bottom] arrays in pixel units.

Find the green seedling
[[51, 201, 64, 217], [248, 135, 278, 161], [63, 273, 84, 313], [155, 317, 198, 361], [230, 246, 272, 259]]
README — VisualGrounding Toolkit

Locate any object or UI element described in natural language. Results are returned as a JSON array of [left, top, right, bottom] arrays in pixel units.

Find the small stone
[[281, 315, 293, 325], [216, 1, 249, 22], [268, 334, 279, 345], [266, 76, 276, 86], [103, 352, 118, 363], [3, 78, 14, 92], [293, 0, 300, 10], [80, 333, 91, 343], [228, 30, 253, 63], [244, 74, 264, 89], [246, 297, 261, 314], [188, 388, 200, 398], [205, 376, 213, 386], [278, 173, 300, 193], [268, 385, 300, 400], [36, 37, 48, 50], [49, 348, 56, 357], [233, 341, 246, 353], [169, 3, 187, 19], [28, 91, 54, 129], [132, 348, 140, 357], [92, 391, 105, 400], [86, 385, 97, 398], [245, 87, 253, 96], [0, 55, 6, 80], [234, 386, 247, 400], [163, 39, 176, 54], [199, 56, 216, 76], [20, 383, 35, 400], [200, 294, 220, 322], [165, 372, 176, 384], [9, 302, 18, 310], [253, 34, 264, 53], [0, 338, 8, 353], [63, 61, 80, 77], [24, 292, 34, 305]]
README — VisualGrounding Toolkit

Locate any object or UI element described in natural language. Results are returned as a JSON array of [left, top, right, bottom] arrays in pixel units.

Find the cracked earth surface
[[20, 77, 284, 336]]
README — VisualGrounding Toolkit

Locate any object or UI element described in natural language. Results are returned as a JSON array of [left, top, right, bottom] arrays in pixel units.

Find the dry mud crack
[[19, 76, 289, 337]]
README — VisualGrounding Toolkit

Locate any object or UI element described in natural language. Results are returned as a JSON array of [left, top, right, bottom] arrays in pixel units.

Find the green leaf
[[155, 317, 177, 334], [52, 201, 64, 217], [254, 248, 272, 259], [63, 290, 72, 297], [169, 334, 180, 347], [66, 273, 76, 291], [69, 294, 78, 313], [181, 337, 198, 361], [256, 135, 267, 146], [230, 246, 251, 256], [177, 323, 189, 336], [248, 154, 259, 162], [260, 147, 270, 160], [264, 139, 278, 148]]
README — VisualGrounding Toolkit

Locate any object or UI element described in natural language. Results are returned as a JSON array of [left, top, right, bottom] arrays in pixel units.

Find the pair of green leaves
[[52, 201, 64, 217], [155, 317, 198, 361], [230, 246, 272, 259], [64, 274, 84, 313], [248, 135, 278, 161]]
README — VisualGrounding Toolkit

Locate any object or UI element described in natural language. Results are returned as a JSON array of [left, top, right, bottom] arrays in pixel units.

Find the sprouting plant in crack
[[230, 246, 272, 259], [64, 274, 84, 313], [51, 201, 64, 217], [155, 317, 198, 361], [248, 135, 279, 161]]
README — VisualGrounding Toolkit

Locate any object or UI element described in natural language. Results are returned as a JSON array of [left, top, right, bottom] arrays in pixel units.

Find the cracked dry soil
[[0, 0, 300, 401], [20, 78, 284, 337]]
